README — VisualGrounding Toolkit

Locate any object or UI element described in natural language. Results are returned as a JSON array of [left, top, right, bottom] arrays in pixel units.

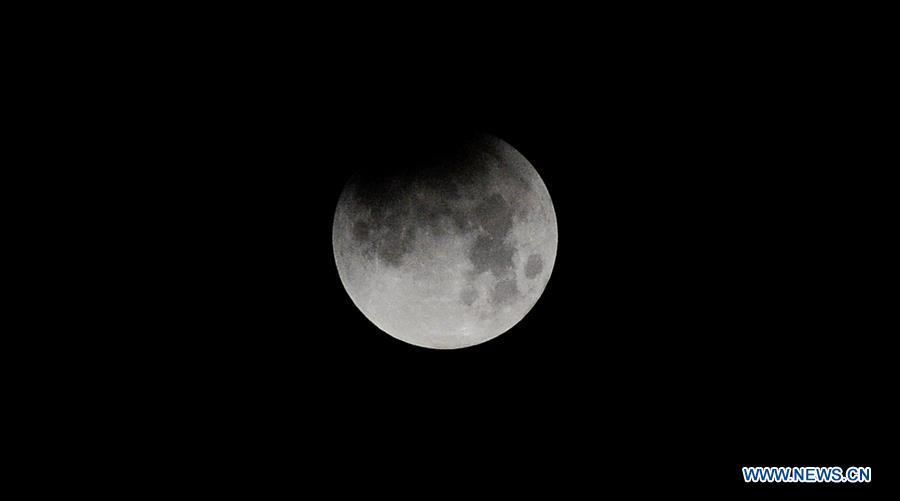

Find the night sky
[[123, 7, 892, 495]]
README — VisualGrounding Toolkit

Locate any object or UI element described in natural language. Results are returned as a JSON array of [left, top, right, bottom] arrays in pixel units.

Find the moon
[[332, 133, 557, 349]]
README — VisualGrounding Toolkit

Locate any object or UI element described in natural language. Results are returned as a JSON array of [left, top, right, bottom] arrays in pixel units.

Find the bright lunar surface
[[332, 134, 557, 349]]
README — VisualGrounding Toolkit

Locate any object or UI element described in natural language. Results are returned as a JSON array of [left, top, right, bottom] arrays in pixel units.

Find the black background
[[297, 25, 889, 499], [119, 7, 894, 497]]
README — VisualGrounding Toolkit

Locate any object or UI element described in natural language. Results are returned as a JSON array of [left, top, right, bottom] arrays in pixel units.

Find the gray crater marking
[[491, 278, 519, 305], [475, 193, 514, 238], [376, 209, 417, 267], [467, 192, 517, 277], [460, 287, 478, 306], [524, 254, 544, 279]]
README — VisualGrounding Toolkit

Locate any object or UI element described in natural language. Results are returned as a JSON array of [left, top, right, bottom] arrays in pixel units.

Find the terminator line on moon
[[332, 134, 557, 349]]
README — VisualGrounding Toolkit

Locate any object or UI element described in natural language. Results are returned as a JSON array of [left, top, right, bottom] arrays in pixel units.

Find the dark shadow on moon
[[343, 142, 523, 272]]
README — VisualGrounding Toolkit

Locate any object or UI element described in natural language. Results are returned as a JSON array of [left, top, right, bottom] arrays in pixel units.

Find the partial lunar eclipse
[[332, 134, 557, 349]]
